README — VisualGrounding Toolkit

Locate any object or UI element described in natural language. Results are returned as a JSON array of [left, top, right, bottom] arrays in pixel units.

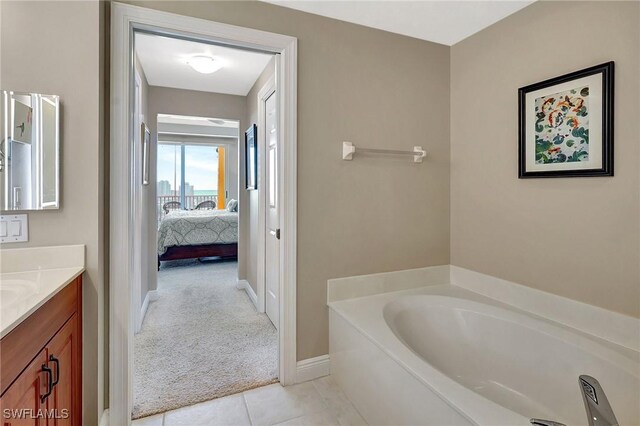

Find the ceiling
[[157, 114, 239, 140], [135, 33, 274, 96], [262, 0, 535, 46], [158, 114, 238, 129]]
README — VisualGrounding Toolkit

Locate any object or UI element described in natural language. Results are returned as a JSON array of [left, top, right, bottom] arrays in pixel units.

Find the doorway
[[131, 32, 279, 418], [109, 4, 298, 425]]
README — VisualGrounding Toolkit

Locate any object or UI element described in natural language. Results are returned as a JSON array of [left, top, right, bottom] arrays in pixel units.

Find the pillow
[[227, 199, 238, 212]]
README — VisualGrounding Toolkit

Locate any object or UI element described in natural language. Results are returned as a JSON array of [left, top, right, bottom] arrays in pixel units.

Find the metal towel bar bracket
[[342, 141, 427, 163]]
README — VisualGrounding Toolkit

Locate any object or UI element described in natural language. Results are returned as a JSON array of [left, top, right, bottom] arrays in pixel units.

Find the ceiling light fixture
[[186, 56, 223, 74]]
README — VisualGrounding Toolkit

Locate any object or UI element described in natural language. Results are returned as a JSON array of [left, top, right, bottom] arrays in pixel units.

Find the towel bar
[[342, 141, 427, 163]]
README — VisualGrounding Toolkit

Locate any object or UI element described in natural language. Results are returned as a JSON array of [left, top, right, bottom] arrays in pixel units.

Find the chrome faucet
[[579, 375, 619, 426], [530, 375, 619, 426]]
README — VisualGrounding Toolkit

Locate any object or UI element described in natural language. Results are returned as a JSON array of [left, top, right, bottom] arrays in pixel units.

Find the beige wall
[[243, 57, 276, 293], [451, 1, 640, 317], [0, 1, 105, 425], [146, 86, 246, 287], [125, 0, 452, 360]]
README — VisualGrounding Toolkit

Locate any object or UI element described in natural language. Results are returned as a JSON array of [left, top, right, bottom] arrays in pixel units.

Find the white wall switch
[[9, 220, 22, 236], [0, 214, 28, 243]]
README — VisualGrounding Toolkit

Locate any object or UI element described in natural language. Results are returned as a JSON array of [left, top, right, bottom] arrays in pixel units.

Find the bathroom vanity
[[0, 246, 84, 426]]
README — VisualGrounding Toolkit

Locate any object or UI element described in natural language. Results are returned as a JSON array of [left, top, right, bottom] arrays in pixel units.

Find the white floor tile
[[273, 410, 340, 426], [334, 406, 367, 426], [312, 377, 367, 426], [132, 413, 164, 426], [164, 393, 251, 426], [135, 376, 366, 426], [243, 382, 328, 426]]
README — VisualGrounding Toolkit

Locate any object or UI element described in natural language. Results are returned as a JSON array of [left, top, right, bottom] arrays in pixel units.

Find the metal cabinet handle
[[40, 364, 53, 402], [49, 355, 60, 388]]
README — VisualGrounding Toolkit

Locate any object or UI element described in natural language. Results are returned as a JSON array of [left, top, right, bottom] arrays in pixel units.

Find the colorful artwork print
[[534, 86, 589, 164]]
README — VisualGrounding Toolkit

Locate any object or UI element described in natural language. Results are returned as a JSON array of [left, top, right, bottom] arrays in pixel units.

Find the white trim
[[296, 355, 330, 383], [277, 29, 298, 390], [237, 279, 259, 310], [99, 409, 109, 426], [257, 75, 277, 315], [450, 266, 640, 352], [136, 290, 157, 333], [132, 70, 143, 337], [110, 4, 297, 425]]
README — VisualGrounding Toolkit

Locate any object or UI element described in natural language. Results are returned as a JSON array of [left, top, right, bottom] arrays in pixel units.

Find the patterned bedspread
[[157, 210, 238, 255]]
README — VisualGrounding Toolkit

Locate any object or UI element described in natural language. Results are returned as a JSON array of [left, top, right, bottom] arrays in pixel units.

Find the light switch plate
[[0, 214, 28, 243]]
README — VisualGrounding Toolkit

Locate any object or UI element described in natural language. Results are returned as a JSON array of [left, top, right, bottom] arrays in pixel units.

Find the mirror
[[0, 91, 60, 210]]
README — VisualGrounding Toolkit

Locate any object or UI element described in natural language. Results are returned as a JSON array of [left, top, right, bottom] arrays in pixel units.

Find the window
[[157, 142, 225, 223]]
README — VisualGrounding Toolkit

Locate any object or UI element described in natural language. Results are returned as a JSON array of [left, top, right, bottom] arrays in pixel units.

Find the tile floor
[[131, 376, 367, 426]]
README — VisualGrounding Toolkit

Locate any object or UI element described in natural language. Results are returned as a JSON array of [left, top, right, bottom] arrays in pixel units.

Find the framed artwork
[[141, 123, 150, 185], [245, 124, 257, 190], [518, 62, 614, 178]]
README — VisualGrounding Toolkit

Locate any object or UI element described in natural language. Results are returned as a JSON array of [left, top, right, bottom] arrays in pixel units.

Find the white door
[[265, 90, 279, 329]]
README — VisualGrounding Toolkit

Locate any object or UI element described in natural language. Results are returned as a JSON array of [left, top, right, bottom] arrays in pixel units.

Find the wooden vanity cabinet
[[0, 276, 82, 426]]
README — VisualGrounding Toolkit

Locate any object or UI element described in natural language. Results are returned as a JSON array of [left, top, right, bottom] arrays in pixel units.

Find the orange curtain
[[217, 147, 226, 209]]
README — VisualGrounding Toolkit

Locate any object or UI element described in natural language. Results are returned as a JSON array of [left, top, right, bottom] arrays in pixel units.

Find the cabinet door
[[0, 349, 48, 426], [45, 316, 78, 426]]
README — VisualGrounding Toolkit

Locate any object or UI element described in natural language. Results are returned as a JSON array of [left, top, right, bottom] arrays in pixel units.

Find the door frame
[[132, 69, 142, 334], [109, 4, 298, 425], [257, 75, 276, 314]]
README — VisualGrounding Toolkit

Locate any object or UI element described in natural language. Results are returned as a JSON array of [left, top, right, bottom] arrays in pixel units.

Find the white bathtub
[[328, 284, 640, 425]]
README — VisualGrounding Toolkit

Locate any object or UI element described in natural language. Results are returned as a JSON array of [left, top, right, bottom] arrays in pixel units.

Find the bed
[[157, 209, 238, 268]]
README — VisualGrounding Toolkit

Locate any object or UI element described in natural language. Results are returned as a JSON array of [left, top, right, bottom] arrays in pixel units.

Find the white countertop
[[0, 245, 85, 339], [0, 267, 83, 338]]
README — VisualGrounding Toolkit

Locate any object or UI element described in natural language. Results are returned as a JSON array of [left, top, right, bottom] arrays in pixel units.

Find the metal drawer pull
[[49, 355, 60, 388], [40, 364, 53, 402]]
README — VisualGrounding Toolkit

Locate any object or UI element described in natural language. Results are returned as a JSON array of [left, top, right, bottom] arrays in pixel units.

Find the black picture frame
[[245, 124, 258, 190], [518, 61, 614, 178]]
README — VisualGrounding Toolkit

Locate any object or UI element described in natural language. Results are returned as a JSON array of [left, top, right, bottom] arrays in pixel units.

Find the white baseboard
[[296, 355, 330, 383], [136, 290, 158, 333], [99, 409, 109, 426], [237, 279, 259, 310]]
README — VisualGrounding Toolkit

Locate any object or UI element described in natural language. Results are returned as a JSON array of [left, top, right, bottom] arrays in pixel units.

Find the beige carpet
[[133, 259, 278, 419]]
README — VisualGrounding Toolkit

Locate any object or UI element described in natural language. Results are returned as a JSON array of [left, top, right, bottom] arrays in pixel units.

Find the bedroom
[[132, 32, 279, 418]]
